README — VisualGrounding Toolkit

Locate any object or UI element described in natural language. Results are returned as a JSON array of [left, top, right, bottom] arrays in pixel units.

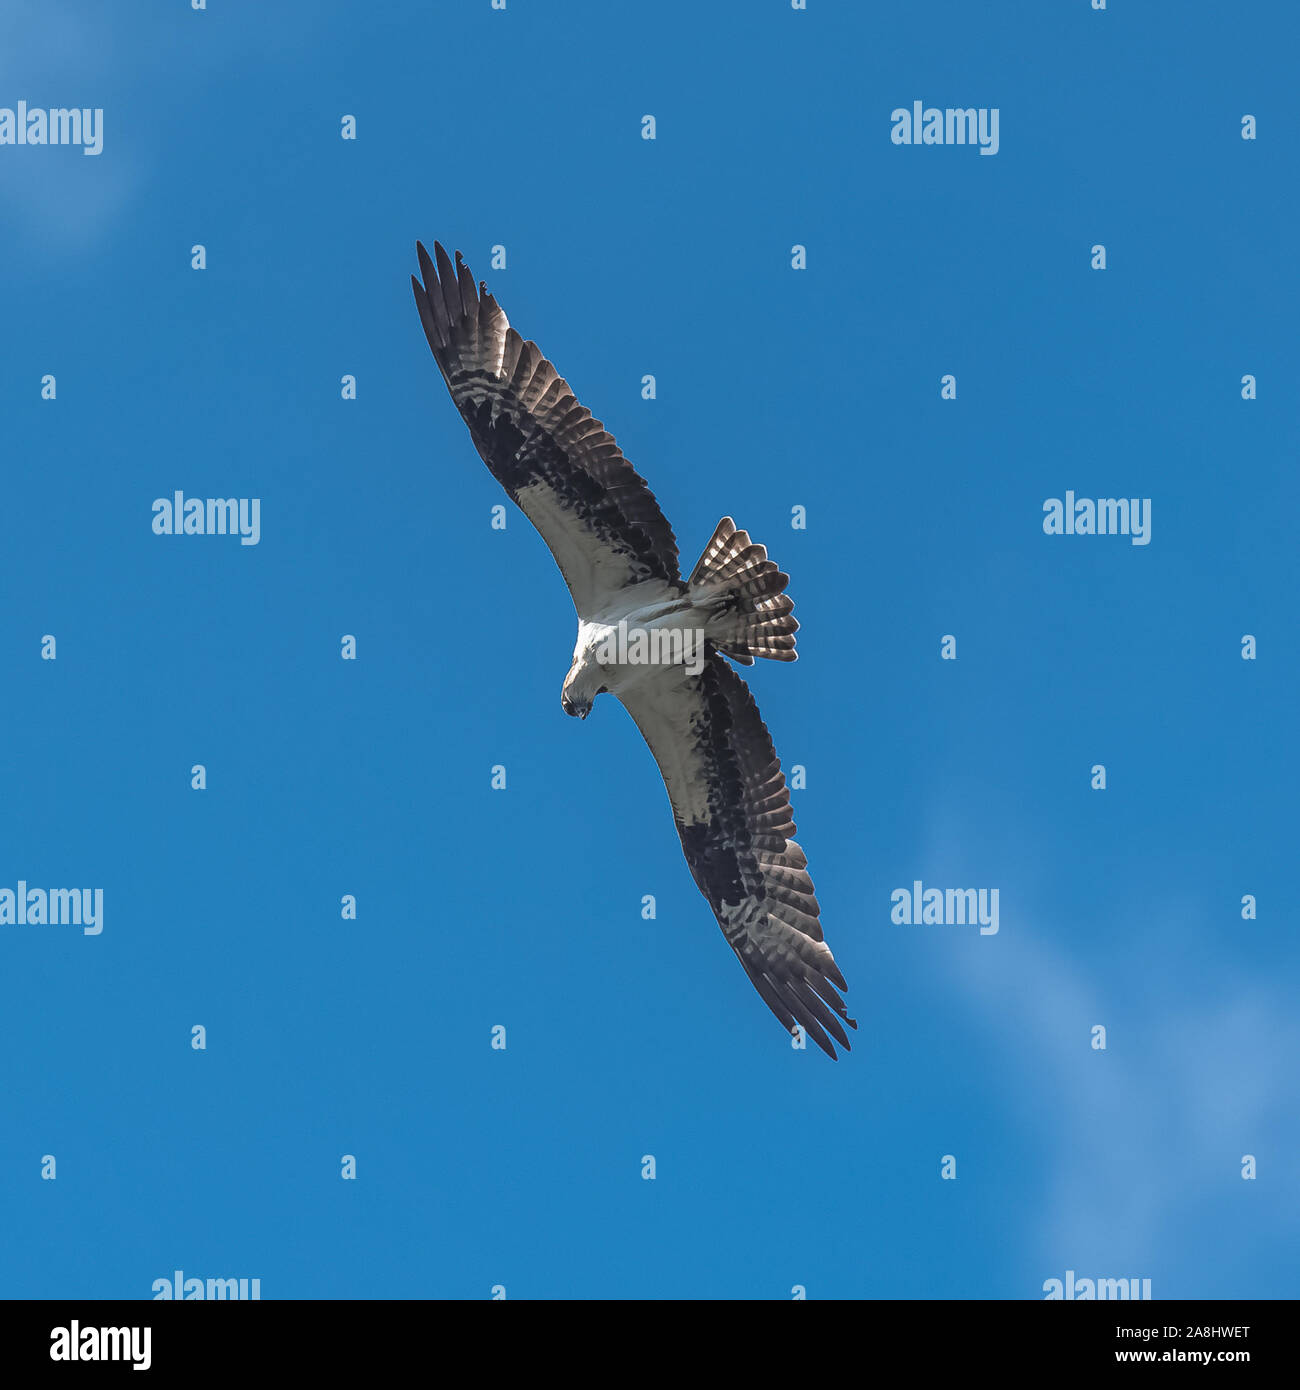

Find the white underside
[[570, 586, 704, 697]]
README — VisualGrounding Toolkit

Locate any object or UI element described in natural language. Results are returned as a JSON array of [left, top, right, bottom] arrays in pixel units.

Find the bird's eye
[[597, 685, 608, 696]]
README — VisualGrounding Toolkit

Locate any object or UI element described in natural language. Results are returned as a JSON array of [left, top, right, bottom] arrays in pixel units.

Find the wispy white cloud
[[918, 802, 1299, 1286], [0, 4, 135, 251], [0, 1, 331, 253]]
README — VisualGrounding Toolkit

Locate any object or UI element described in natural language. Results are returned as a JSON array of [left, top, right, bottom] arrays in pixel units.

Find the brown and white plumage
[[411, 240, 679, 618], [411, 241, 855, 1057], [619, 657, 854, 1058]]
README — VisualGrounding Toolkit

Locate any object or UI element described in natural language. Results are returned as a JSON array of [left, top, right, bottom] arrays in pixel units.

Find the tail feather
[[689, 517, 799, 664]]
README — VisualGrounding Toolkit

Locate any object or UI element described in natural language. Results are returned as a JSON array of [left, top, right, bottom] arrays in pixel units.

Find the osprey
[[411, 242, 856, 1059]]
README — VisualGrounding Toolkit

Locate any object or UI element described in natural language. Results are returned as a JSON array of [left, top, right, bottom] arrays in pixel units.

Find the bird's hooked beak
[[561, 693, 590, 720]]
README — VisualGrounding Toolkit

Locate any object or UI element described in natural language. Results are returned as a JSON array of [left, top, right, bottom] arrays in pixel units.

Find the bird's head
[[561, 664, 607, 721]]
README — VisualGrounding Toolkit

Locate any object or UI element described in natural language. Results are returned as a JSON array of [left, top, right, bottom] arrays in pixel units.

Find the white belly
[[574, 585, 705, 691]]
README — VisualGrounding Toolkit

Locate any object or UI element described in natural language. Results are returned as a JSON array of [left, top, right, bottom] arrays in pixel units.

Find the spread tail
[[688, 517, 798, 664]]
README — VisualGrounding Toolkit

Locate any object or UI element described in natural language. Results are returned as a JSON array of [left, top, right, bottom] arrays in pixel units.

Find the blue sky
[[1, 0, 1296, 1299]]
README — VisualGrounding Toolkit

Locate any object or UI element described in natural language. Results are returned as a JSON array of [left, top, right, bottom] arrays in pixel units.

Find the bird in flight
[[411, 242, 855, 1058]]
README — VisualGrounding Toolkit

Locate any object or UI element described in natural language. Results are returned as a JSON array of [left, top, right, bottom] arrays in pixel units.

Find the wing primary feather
[[410, 277, 444, 351], [789, 977, 851, 1051], [455, 250, 479, 318], [433, 241, 459, 326]]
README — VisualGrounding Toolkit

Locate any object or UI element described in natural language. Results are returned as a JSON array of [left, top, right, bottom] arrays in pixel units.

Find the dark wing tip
[[411, 270, 449, 354], [807, 1024, 839, 1060], [416, 240, 436, 286], [803, 1021, 844, 1060], [433, 240, 457, 287]]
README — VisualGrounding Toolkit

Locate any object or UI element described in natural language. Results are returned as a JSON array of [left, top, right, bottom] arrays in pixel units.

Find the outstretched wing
[[411, 241, 681, 617], [618, 653, 856, 1058]]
